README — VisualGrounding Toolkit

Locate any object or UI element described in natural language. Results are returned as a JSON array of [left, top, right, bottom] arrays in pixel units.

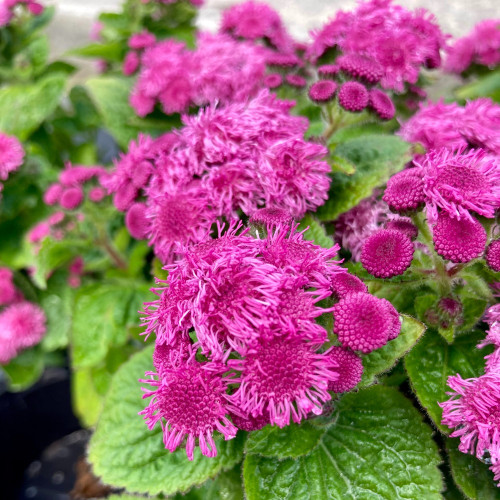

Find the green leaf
[[245, 421, 325, 459], [455, 69, 500, 102], [405, 330, 489, 433], [72, 368, 106, 428], [72, 282, 149, 369], [2, 348, 44, 391], [0, 73, 66, 139], [243, 385, 442, 500], [446, 438, 500, 499], [299, 214, 335, 249], [316, 135, 410, 221], [329, 154, 356, 175], [359, 314, 426, 387], [85, 76, 172, 148], [67, 42, 124, 62], [88, 346, 245, 496]]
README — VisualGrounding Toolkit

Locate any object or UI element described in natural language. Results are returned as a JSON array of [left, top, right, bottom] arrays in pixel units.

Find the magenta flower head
[[88, 187, 106, 203], [440, 372, 500, 471], [419, 148, 500, 222], [286, 74, 307, 88], [338, 81, 369, 112], [264, 73, 283, 89], [230, 410, 269, 432], [432, 211, 487, 263], [361, 229, 414, 278], [383, 168, 425, 213], [140, 360, 238, 461], [338, 54, 383, 84], [228, 336, 338, 427], [327, 346, 363, 393], [317, 64, 340, 79], [0, 267, 18, 306], [333, 292, 401, 353], [249, 207, 293, 229], [460, 99, 500, 156], [43, 183, 63, 206], [123, 51, 140, 76], [0, 302, 47, 363], [60, 187, 84, 210], [129, 30, 156, 50], [486, 240, 500, 272], [308, 80, 337, 103], [384, 218, 418, 240], [0, 132, 24, 181], [125, 202, 149, 240], [330, 272, 368, 300], [368, 89, 395, 121]]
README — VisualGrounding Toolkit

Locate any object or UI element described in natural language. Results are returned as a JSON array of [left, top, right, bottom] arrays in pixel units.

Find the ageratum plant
[[0, 0, 500, 499]]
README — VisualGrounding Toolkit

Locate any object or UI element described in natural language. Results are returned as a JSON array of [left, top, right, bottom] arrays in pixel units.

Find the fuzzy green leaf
[[72, 368, 105, 428], [447, 438, 500, 499], [243, 385, 442, 500], [316, 135, 410, 221], [88, 346, 245, 496], [405, 330, 489, 433], [359, 314, 426, 387], [299, 214, 335, 249], [71, 282, 150, 369], [0, 73, 66, 139]]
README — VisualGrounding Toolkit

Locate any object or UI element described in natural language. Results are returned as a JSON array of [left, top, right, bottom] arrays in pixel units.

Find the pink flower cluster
[[129, 32, 268, 117], [140, 220, 401, 460], [0, 267, 46, 364], [106, 90, 331, 263], [307, 0, 447, 92], [440, 306, 500, 485], [140, 0, 203, 5], [445, 19, 500, 74], [400, 99, 500, 156], [0, 0, 44, 27], [43, 163, 108, 211], [0, 132, 24, 195]]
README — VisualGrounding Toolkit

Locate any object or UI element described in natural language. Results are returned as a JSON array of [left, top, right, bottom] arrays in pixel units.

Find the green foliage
[[405, 330, 489, 432], [71, 281, 150, 369], [0, 73, 66, 139], [244, 385, 443, 500], [88, 346, 245, 496], [317, 134, 411, 221], [299, 214, 335, 249], [2, 347, 44, 391], [446, 438, 500, 500], [359, 314, 426, 387], [455, 69, 500, 102]]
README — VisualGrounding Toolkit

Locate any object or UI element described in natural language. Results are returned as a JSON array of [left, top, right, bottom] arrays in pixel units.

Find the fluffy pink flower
[[43, 184, 63, 206], [0, 4, 12, 28], [228, 336, 338, 427], [383, 168, 425, 213], [338, 81, 369, 112], [28, 222, 50, 243], [338, 54, 383, 83], [445, 19, 500, 73], [361, 229, 414, 278], [419, 148, 500, 222], [88, 186, 106, 202], [0, 268, 17, 306], [368, 89, 395, 120], [125, 203, 149, 240], [432, 211, 487, 263], [140, 360, 237, 461], [220, 1, 294, 53], [327, 346, 363, 393], [258, 138, 331, 218], [264, 73, 283, 89], [384, 218, 418, 240], [129, 31, 156, 50], [123, 51, 140, 76], [460, 99, 500, 155], [333, 292, 401, 353], [317, 64, 340, 78], [285, 74, 307, 88], [440, 372, 500, 482], [0, 132, 24, 181], [308, 80, 337, 103], [230, 411, 269, 432], [59, 164, 104, 186], [249, 207, 294, 228], [0, 302, 46, 363], [60, 187, 84, 210]]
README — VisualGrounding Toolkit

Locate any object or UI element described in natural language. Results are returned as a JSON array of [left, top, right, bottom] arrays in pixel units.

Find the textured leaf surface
[[72, 282, 149, 369], [405, 330, 489, 433], [243, 385, 442, 500], [88, 346, 245, 496], [2, 348, 44, 391], [0, 73, 66, 139], [316, 135, 410, 221], [299, 214, 335, 249], [446, 438, 500, 499], [359, 314, 426, 387]]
